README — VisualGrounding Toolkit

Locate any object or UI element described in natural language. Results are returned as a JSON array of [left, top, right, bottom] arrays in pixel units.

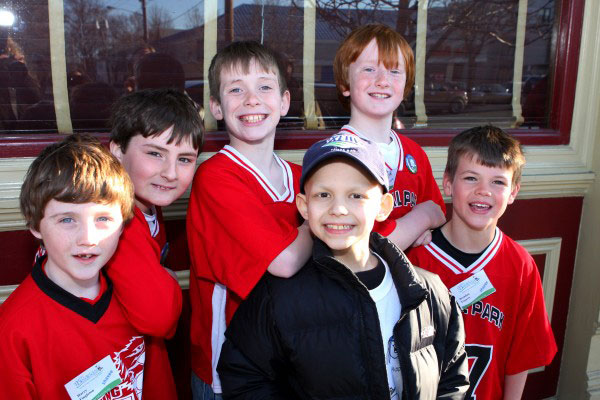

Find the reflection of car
[[469, 83, 512, 104], [398, 83, 469, 115]]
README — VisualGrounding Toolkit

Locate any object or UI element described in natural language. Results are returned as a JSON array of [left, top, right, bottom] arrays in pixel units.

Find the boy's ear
[[109, 141, 123, 162], [30, 228, 42, 240], [296, 193, 309, 221], [341, 85, 351, 98], [209, 96, 224, 121], [376, 192, 394, 222], [280, 89, 291, 117], [442, 173, 453, 197], [508, 182, 520, 205]]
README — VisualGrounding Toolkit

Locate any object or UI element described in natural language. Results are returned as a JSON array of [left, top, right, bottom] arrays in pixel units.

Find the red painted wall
[[0, 196, 582, 399]]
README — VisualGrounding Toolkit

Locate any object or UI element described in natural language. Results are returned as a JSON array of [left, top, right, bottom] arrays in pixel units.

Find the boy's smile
[[111, 127, 198, 214], [297, 159, 392, 271], [344, 39, 406, 125], [210, 61, 290, 147], [30, 200, 124, 298], [443, 154, 520, 243]]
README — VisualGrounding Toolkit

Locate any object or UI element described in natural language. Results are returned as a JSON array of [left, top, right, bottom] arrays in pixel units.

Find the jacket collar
[[312, 233, 428, 314]]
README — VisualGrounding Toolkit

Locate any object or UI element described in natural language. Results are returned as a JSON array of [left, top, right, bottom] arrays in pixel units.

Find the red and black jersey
[[187, 145, 302, 387], [407, 228, 557, 400], [338, 125, 445, 236], [0, 256, 145, 400]]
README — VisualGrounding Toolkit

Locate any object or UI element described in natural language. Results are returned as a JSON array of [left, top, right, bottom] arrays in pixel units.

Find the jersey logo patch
[[405, 154, 417, 174]]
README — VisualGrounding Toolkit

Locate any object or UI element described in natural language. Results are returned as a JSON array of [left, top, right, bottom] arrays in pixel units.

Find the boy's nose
[[329, 200, 348, 216], [78, 223, 100, 246], [244, 90, 261, 106], [375, 69, 390, 87], [161, 160, 178, 181], [475, 183, 492, 197]]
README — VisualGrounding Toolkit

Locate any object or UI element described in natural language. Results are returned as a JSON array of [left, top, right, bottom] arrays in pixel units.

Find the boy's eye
[[59, 217, 73, 223], [390, 69, 405, 76], [493, 180, 508, 186], [350, 193, 365, 199], [464, 176, 476, 182], [97, 216, 111, 222], [228, 87, 242, 94], [363, 67, 375, 73], [179, 157, 194, 164], [260, 85, 273, 91], [148, 151, 162, 158], [315, 192, 330, 198]]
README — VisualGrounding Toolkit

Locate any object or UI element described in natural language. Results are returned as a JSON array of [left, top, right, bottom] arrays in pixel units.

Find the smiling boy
[[334, 24, 446, 250], [217, 134, 469, 400], [108, 88, 204, 399], [186, 41, 312, 399], [0, 134, 145, 399], [407, 126, 557, 399]]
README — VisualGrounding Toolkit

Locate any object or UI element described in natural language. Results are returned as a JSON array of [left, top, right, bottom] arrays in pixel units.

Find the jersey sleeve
[[187, 162, 299, 300], [106, 212, 182, 338], [504, 255, 557, 374]]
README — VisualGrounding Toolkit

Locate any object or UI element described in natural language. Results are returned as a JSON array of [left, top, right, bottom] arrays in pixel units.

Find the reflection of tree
[[148, 5, 174, 41], [65, 0, 110, 81], [185, 7, 203, 29], [291, 0, 415, 39]]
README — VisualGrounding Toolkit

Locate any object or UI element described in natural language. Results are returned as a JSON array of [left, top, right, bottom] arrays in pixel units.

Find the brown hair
[[334, 24, 415, 109], [208, 41, 287, 103], [110, 88, 204, 153], [20, 134, 135, 231], [445, 125, 525, 186]]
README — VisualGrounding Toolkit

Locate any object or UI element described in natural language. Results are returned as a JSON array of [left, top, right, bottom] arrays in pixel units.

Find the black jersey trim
[[31, 256, 113, 323], [431, 227, 487, 267]]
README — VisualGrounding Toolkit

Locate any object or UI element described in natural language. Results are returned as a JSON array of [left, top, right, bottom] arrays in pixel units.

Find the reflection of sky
[[104, 0, 262, 29]]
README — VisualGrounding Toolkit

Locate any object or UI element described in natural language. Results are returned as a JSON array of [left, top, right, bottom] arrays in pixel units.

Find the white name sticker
[[450, 270, 496, 310], [64, 355, 121, 400]]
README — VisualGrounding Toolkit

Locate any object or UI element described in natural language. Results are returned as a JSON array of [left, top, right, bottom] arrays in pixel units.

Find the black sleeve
[[437, 293, 470, 399], [217, 277, 294, 400]]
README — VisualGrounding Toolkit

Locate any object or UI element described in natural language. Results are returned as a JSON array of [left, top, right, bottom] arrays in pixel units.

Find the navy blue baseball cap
[[300, 133, 389, 193]]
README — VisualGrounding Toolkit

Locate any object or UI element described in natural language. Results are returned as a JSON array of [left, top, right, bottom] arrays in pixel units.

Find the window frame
[[0, 0, 584, 157]]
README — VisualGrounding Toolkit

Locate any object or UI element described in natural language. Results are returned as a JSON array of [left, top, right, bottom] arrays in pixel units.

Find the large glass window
[[0, 0, 581, 148]]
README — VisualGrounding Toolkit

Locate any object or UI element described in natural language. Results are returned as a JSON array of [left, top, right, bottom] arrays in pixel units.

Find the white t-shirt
[[143, 206, 159, 238], [369, 254, 403, 400]]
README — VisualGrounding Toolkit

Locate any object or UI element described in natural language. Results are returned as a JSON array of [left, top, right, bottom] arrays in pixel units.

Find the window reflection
[[0, 0, 558, 134]]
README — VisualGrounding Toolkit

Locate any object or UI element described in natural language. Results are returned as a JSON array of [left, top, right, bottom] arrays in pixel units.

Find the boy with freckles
[[217, 134, 468, 400], [333, 24, 446, 250], [186, 41, 312, 399]]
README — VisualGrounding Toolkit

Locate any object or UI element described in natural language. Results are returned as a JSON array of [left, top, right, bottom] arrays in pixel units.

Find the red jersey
[[187, 145, 302, 390], [338, 125, 445, 236], [407, 228, 557, 400], [0, 258, 145, 400], [107, 206, 179, 399]]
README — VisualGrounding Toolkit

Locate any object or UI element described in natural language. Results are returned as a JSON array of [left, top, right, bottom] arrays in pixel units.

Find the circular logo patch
[[406, 154, 418, 174]]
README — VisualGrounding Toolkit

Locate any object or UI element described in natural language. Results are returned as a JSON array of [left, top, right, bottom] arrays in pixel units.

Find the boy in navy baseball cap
[[217, 134, 469, 399]]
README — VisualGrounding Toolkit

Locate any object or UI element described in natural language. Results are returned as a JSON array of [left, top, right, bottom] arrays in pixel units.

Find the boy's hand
[[413, 200, 446, 229], [411, 229, 432, 247]]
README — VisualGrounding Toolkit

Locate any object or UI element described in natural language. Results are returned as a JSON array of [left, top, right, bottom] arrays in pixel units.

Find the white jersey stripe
[[423, 242, 464, 274], [219, 145, 294, 203], [424, 228, 504, 275]]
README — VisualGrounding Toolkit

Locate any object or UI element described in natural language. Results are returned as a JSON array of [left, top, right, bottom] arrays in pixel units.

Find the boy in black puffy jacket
[[218, 134, 469, 400]]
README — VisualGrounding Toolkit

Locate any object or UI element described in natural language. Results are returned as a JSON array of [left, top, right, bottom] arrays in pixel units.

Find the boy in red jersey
[[186, 41, 312, 399], [0, 134, 143, 399], [407, 125, 557, 399], [108, 88, 204, 399], [334, 24, 446, 250]]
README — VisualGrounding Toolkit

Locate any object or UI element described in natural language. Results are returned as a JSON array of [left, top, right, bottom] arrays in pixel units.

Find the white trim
[[48, 0, 72, 134], [516, 237, 561, 374], [510, 0, 528, 126], [303, 0, 318, 129], [203, 0, 218, 131], [588, 369, 600, 398], [415, 0, 429, 125]]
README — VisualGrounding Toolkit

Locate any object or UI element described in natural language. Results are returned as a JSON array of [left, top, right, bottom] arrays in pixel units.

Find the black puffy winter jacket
[[218, 233, 469, 399]]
